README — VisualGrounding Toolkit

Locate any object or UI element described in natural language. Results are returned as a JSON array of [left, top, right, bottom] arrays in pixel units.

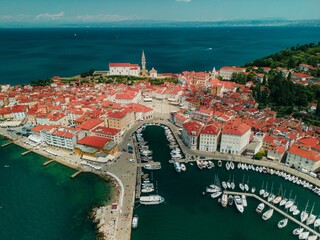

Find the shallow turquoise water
[[0, 137, 113, 240], [131, 126, 319, 240]]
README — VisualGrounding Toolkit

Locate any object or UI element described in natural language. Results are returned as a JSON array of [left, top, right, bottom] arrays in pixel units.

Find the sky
[[1, 0, 320, 26]]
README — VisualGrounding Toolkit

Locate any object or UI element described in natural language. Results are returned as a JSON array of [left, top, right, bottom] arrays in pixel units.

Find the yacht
[[301, 200, 310, 223], [307, 235, 317, 240], [277, 218, 288, 228], [143, 164, 161, 170], [272, 196, 282, 205], [306, 203, 316, 225], [141, 186, 154, 193], [298, 231, 310, 240], [256, 203, 265, 213], [132, 215, 139, 229], [293, 228, 304, 235], [221, 193, 228, 207], [314, 218, 320, 228], [262, 209, 274, 220], [173, 161, 181, 173], [206, 187, 220, 193], [234, 195, 244, 213], [139, 195, 165, 205], [210, 191, 222, 199], [180, 163, 186, 172], [241, 195, 247, 207]]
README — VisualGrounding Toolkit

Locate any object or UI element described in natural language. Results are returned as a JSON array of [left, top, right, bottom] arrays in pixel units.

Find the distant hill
[[244, 42, 320, 71]]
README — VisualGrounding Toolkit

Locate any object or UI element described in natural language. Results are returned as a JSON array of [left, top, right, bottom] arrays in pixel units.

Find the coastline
[[0, 129, 120, 240]]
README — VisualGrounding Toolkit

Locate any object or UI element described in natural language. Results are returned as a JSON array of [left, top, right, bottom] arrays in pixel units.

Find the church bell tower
[[141, 50, 146, 76]]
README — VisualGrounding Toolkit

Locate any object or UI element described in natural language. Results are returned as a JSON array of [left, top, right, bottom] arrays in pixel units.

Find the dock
[[21, 149, 33, 155], [71, 170, 82, 178], [224, 191, 320, 238], [136, 162, 161, 167], [43, 160, 55, 166], [1, 141, 13, 147]]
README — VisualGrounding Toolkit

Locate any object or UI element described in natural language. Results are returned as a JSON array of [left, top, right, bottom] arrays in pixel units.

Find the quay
[[224, 191, 320, 238], [71, 170, 82, 178], [1, 141, 13, 147], [43, 159, 55, 166]]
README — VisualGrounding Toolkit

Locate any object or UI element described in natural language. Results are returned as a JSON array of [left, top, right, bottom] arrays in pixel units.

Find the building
[[286, 143, 320, 172], [199, 124, 221, 152], [149, 67, 157, 78], [109, 63, 140, 77], [170, 112, 189, 127], [141, 50, 147, 76], [128, 103, 153, 121], [191, 108, 213, 123], [191, 72, 210, 87], [40, 127, 80, 150], [220, 66, 246, 80], [90, 126, 122, 144], [182, 121, 203, 150], [107, 109, 134, 134], [75, 136, 118, 157], [220, 121, 251, 155]]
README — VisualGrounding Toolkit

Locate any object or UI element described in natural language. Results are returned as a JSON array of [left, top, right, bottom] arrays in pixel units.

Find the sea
[[0, 137, 113, 240], [0, 27, 320, 240], [131, 125, 320, 240], [0, 27, 320, 85]]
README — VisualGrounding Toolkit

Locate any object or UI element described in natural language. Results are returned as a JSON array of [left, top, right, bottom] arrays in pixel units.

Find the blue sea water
[[0, 27, 320, 85]]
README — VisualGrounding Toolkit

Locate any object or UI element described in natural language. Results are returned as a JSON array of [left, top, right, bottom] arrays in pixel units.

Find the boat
[[301, 200, 310, 223], [272, 196, 282, 205], [228, 195, 234, 205], [173, 161, 181, 173], [221, 193, 228, 207], [298, 231, 310, 240], [141, 186, 154, 193], [263, 182, 269, 198], [256, 203, 265, 213], [210, 191, 222, 199], [279, 198, 287, 206], [262, 209, 274, 220], [241, 195, 247, 207], [132, 215, 139, 229], [234, 195, 244, 213], [306, 203, 316, 225], [267, 194, 275, 203], [230, 162, 235, 170], [239, 174, 245, 191], [285, 198, 294, 209], [230, 176, 235, 190], [226, 161, 230, 170], [244, 177, 250, 192], [314, 218, 320, 228], [293, 227, 304, 235], [206, 187, 220, 193], [218, 160, 222, 167], [307, 235, 317, 240], [222, 181, 227, 189], [259, 181, 265, 196], [290, 205, 298, 213], [251, 187, 256, 193], [180, 163, 186, 171], [143, 164, 161, 170], [277, 218, 288, 228], [139, 195, 165, 205], [293, 209, 301, 216], [197, 160, 204, 169], [207, 161, 214, 169]]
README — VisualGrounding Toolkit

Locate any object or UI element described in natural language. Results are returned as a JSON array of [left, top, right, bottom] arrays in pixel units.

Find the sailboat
[[226, 161, 231, 170], [221, 193, 228, 207], [277, 218, 288, 228], [262, 208, 274, 220], [314, 217, 320, 228], [306, 203, 316, 225], [230, 176, 235, 190], [227, 176, 231, 189], [285, 195, 295, 209], [259, 181, 265, 196], [244, 177, 249, 192], [263, 182, 269, 198], [239, 174, 245, 191], [230, 161, 235, 170], [298, 231, 309, 240], [293, 227, 304, 235], [301, 200, 309, 223], [279, 189, 287, 206]]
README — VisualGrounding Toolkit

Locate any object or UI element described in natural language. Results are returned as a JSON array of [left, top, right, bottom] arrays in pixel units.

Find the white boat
[[285, 200, 294, 209], [262, 209, 274, 220], [222, 181, 227, 189], [218, 160, 222, 167], [227, 181, 231, 189], [307, 235, 317, 240], [301, 200, 310, 223], [226, 161, 230, 170], [234, 195, 244, 213], [206, 187, 220, 193], [173, 161, 181, 173], [139, 195, 165, 205], [231, 176, 235, 190], [196, 160, 204, 169], [132, 215, 139, 229], [314, 218, 320, 228], [251, 187, 256, 193], [306, 203, 316, 225], [141, 186, 154, 193], [237, 162, 241, 169], [299, 231, 310, 240], [180, 163, 186, 171], [239, 183, 245, 191], [210, 191, 222, 199], [241, 195, 247, 207], [293, 209, 301, 216], [277, 218, 288, 228], [279, 198, 287, 206], [143, 164, 161, 170], [267, 194, 275, 203], [272, 196, 282, 205], [207, 161, 214, 169], [221, 193, 228, 207], [293, 227, 304, 235], [230, 161, 235, 170], [290, 205, 298, 213], [256, 203, 265, 213]]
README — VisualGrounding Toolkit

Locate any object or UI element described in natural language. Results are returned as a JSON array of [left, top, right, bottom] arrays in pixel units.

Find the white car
[[129, 159, 136, 163]]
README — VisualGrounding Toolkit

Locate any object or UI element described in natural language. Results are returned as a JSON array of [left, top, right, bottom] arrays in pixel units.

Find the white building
[[220, 121, 251, 155], [41, 127, 78, 150], [199, 124, 221, 152], [182, 121, 203, 150], [149, 67, 157, 78], [286, 143, 320, 172], [219, 66, 246, 80], [109, 63, 140, 77]]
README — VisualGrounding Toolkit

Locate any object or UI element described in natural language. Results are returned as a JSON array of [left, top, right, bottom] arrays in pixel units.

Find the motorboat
[[221, 193, 228, 207], [141, 186, 154, 193], [298, 231, 310, 240], [251, 187, 256, 193], [180, 163, 186, 172], [143, 164, 161, 170], [256, 203, 265, 213], [210, 191, 222, 199], [293, 227, 304, 235], [234, 195, 244, 213], [139, 195, 165, 205], [207, 161, 214, 169], [173, 161, 181, 173], [206, 187, 220, 193], [262, 209, 274, 220], [277, 218, 288, 228], [230, 162, 235, 170], [218, 160, 222, 167], [306, 203, 316, 225], [132, 215, 139, 229]]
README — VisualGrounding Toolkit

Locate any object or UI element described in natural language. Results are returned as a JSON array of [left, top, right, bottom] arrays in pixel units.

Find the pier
[[1, 141, 13, 147], [71, 170, 82, 178], [43, 159, 55, 166], [224, 191, 320, 238], [21, 149, 33, 155], [136, 162, 161, 167]]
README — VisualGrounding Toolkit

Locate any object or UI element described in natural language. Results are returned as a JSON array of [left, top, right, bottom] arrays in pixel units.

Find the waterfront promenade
[[224, 191, 320, 238]]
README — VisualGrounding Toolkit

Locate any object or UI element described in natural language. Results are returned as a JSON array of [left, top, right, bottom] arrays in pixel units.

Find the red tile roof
[[183, 121, 203, 136], [200, 124, 220, 135], [222, 121, 251, 136], [288, 144, 320, 162], [78, 136, 111, 149], [109, 63, 139, 68], [78, 118, 104, 130], [92, 126, 120, 136]]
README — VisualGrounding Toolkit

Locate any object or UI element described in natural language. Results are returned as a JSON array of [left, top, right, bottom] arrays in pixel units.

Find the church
[[108, 51, 150, 77]]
